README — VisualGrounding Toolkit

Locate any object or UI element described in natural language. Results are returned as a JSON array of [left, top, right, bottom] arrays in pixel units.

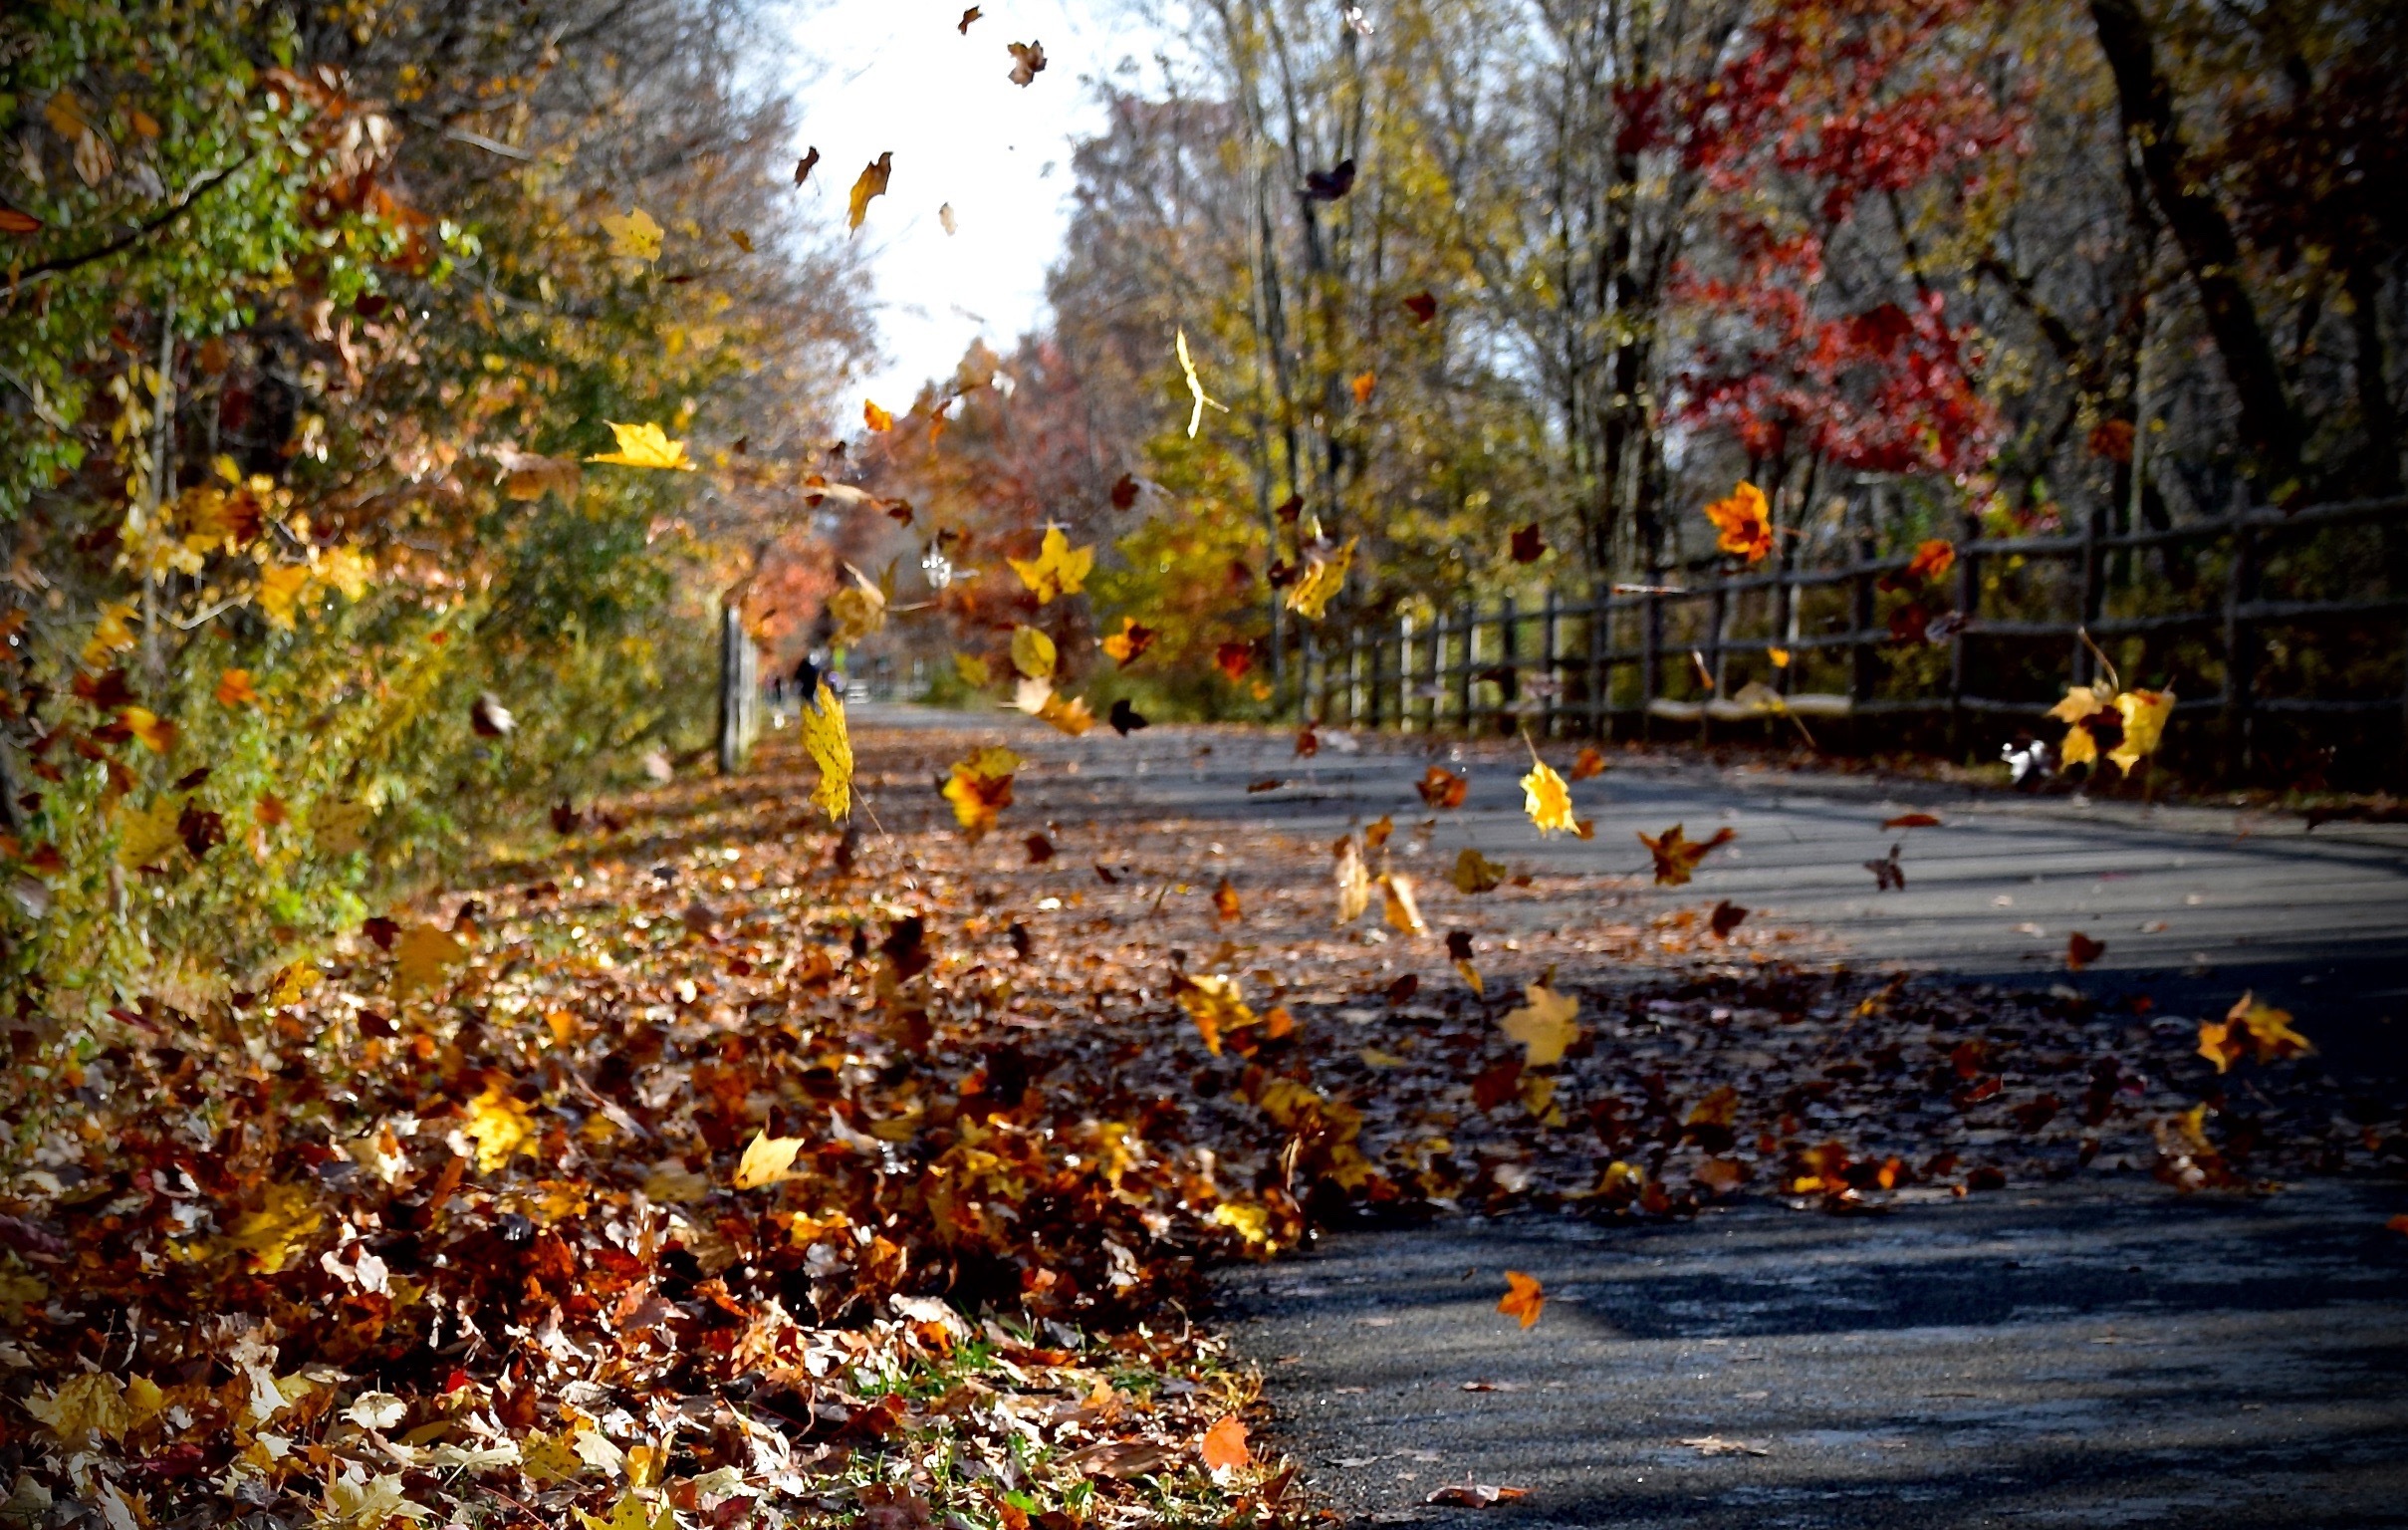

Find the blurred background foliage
[[1, 0, 868, 1034]]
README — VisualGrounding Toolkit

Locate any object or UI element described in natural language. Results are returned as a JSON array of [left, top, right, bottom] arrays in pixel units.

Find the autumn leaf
[[1417, 766, 1468, 809], [1364, 814, 1394, 850], [794, 145, 820, 184], [25, 1374, 133, 1445], [1333, 834, 1371, 925], [121, 705, 176, 754], [1200, 1414, 1251, 1474], [1212, 877, 1242, 922], [1350, 369, 1376, 404], [1379, 873, 1426, 935], [216, 667, 258, 706], [2109, 687, 2174, 774], [1510, 523, 1545, 563], [1497, 1270, 1545, 1329], [1008, 527, 1094, 605], [494, 445, 583, 501], [1109, 697, 1149, 735], [1177, 974, 1256, 1056], [958, 6, 981, 32], [1883, 812, 1941, 829], [728, 227, 754, 252], [600, 207, 662, 262], [586, 420, 695, 470], [1501, 983, 1578, 1066], [462, 1083, 537, 1173], [1451, 846, 1507, 893], [255, 563, 313, 628], [848, 151, 893, 230], [1216, 640, 1255, 681], [392, 922, 466, 997], [1403, 290, 1437, 323], [1709, 899, 1749, 939], [1904, 538, 1957, 583], [733, 1129, 807, 1189], [2066, 931, 2105, 970], [1638, 824, 1736, 887], [115, 797, 182, 869], [943, 746, 1021, 837], [223, 1182, 322, 1273], [1522, 759, 1576, 836], [1174, 328, 1227, 438], [0, 200, 41, 235], [829, 570, 887, 645], [801, 681, 852, 820], [953, 652, 992, 689], [1007, 40, 1048, 86], [1034, 690, 1094, 736], [938, 202, 958, 235], [863, 399, 895, 432], [1099, 617, 1156, 666], [2198, 993, 2311, 1073], [1285, 537, 1355, 620], [1703, 480, 1775, 563], [1010, 625, 1058, 679]]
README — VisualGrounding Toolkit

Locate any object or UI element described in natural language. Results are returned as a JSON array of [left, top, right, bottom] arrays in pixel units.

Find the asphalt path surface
[[848, 706, 2408, 1525]]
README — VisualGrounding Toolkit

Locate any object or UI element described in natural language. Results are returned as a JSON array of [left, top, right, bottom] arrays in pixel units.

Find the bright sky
[[777, 0, 1166, 422]]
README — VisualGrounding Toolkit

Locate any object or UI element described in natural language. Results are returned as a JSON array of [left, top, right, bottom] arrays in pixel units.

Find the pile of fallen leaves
[[5, 718, 2400, 1530]]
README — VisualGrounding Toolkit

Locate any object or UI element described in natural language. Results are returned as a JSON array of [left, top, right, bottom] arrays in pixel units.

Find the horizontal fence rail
[[1285, 496, 2408, 777]]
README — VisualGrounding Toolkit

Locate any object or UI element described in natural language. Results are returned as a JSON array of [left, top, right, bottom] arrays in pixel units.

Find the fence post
[[2074, 503, 2107, 686], [2224, 509, 2259, 778], [1584, 592, 1606, 739], [716, 600, 757, 775], [1454, 598, 1476, 731], [1948, 511, 1982, 757], [1540, 588, 1560, 738], [1497, 594, 1520, 735], [1641, 586, 1663, 740]]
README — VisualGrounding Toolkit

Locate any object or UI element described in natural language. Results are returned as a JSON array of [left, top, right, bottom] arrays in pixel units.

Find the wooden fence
[[1288, 495, 2408, 778]]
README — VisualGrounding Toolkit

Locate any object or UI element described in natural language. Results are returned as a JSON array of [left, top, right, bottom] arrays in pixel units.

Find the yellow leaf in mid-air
[[391, 922, 465, 997], [1212, 1200, 1272, 1245], [2058, 718, 2099, 768], [256, 563, 313, 628], [1099, 616, 1156, 667], [224, 1182, 323, 1273], [1522, 759, 1576, 835], [1497, 1270, 1545, 1329], [734, 1129, 808, 1189], [1177, 973, 1257, 1056], [462, 1083, 537, 1174], [2109, 687, 2174, 773], [1036, 690, 1094, 736], [84, 600, 138, 662], [800, 681, 852, 820], [1703, 480, 1775, 563], [729, 227, 754, 253], [1332, 834, 1371, 925], [2198, 992, 2311, 1072], [586, 420, 695, 470], [1501, 983, 1578, 1067], [116, 797, 182, 869], [953, 652, 992, 689], [829, 569, 887, 645], [1174, 327, 1227, 437], [943, 746, 1022, 837], [601, 207, 663, 261], [2046, 683, 2114, 725], [1378, 872, 1426, 935], [863, 398, 894, 432], [1008, 527, 1094, 605], [120, 705, 175, 754], [1286, 537, 1355, 620], [847, 151, 893, 231], [1011, 624, 1059, 678], [1451, 847, 1507, 893]]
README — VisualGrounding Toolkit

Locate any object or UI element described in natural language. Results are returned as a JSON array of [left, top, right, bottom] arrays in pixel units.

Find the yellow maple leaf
[[25, 1373, 132, 1445], [1501, 983, 1579, 1067], [1332, 835, 1371, 925], [121, 705, 176, 754], [1177, 973, 1257, 1056], [391, 922, 465, 998], [116, 796, 182, 869], [800, 681, 852, 819], [1099, 616, 1155, 667], [1522, 759, 1576, 835], [84, 600, 138, 662], [829, 571, 887, 646], [1287, 536, 1356, 620], [953, 652, 992, 688], [586, 420, 695, 470], [2109, 687, 2174, 773], [601, 207, 663, 261], [943, 746, 1022, 837], [1036, 690, 1094, 736], [847, 151, 893, 231], [256, 563, 313, 628], [863, 398, 894, 431], [1008, 527, 1094, 605], [224, 1182, 323, 1273], [462, 1083, 537, 1173], [2199, 992, 2311, 1072], [734, 1129, 808, 1189], [1497, 1270, 1545, 1329], [1379, 872, 1426, 935], [1011, 624, 1059, 678], [577, 1491, 674, 1530], [1703, 480, 1774, 562], [1175, 327, 1227, 437]]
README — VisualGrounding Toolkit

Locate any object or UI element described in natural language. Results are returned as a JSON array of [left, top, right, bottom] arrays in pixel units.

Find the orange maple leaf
[[1703, 481, 1774, 563], [1497, 1270, 1544, 1328], [1637, 823, 1736, 887]]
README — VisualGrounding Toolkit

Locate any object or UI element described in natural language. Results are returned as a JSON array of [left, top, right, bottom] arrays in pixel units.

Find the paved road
[[847, 706, 2408, 1525]]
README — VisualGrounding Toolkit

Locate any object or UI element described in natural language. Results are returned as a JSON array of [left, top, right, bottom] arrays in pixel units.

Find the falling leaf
[[863, 399, 895, 432], [494, 445, 583, 501], [0, 200, 41, 235], [1035, 691, 1094, 736], [958, 6, 981, 32], [1681, 1436, 1770, 1457], [1100, 617, 1156, 666], [953, 652, 992, 689], [2109, 687, 2174, 774], [115, 798, 181, 870], [1364, 815, 1395, 849], [1007, 39, 1048, 86], [1286, 537, 1355, 620], [830, 568, 888, 645], [943, 746, 1021, 837], [392, 922, 466, 997], [1213, 878, 1242, 922], [848, 151, 893, 231], [256, 563, 313, 628], [1295, 721, 1321, 758], [1417, 766, 1469, 809], [1510, 523, 1544, 563], [1011, 625, 1059, 679], [1008, 527, 1094, 605], [1883, 812, 1941, 829], [1175, 328, 1227, 437], [1200, 1414, 1251, 1473], [938, 202, 957, 236], [215, 667, 258, 706], [795, 146, 820, 184], [600, 207, 663, 262], [1333, 835, 1371, 925], [734, 1130, 807, 1189], [1497, 1270, 1544, 1328], [1350, 370, 1376, 404], [1178, 974, 1256, 1056], [1501, 984, 1578, 1066], [1569, 746, 1606, 780], [2066, 931, 2105, 970], [1709, 899, 1749, 939], [1522, 759, 1576, 836], [1379, 873, 1426, 935], [1864, 842, 1905, 891], [1403, 290, 1437, 323], [1110, 473, 1141, 509], [1770, 646, 1792, 667], [801, 682, 852, 820], [1215, 640, 1255, 680], [1304, 157, 1357, 200], [1703, 481, 1774, 563], [586, 421, 695, 470], [1904, 539, 1957, 583], [462, 1084, 535, 1173], [121, 706, 176, 754], [1451, 847, 1507, 893], [2198, 993, 2311, 1073], [1108, 697, 1149, 735], [471, 691, 514, 737], [1637, 824, 1736, 887], [728, 227, 754, 252]]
